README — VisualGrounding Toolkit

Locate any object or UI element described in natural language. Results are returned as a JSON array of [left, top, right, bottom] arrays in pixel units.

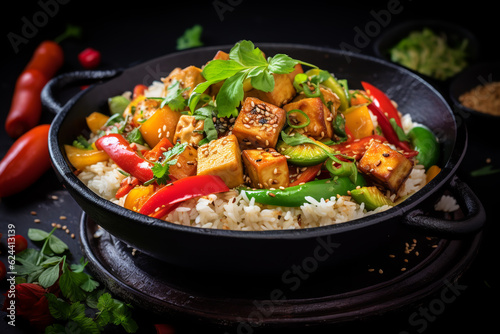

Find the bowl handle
[[402, 175, 486, 237], [41, 69, 122, 114]]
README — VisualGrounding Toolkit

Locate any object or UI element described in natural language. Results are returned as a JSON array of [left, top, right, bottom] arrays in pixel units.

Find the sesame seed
[[71, 233, 75, 239], [60, 216, 67, 220], [34, 219, 41, 223], [244, 124, 251, 128], [387, 167, 393, 171], [30, 211, 37, 215], [268, 192, 276, 197], [273, 168, 278, 175], [176, 162, 182, 168]]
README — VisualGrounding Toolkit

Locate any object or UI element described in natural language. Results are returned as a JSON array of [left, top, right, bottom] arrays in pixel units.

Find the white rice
[[160, 163, 427, 231], [77, 160, 126, 204]]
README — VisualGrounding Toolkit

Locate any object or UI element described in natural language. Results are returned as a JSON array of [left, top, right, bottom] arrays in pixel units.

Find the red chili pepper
[[5, 40, 65, 138], [138, 175, 229, 217], [0, 124, 51, 198], [24, 40, 64, 79], [95, 134, 154, 183], [5, 69, 49, 138], [78, 47, 101, 69], [361, 81, 402, 127]]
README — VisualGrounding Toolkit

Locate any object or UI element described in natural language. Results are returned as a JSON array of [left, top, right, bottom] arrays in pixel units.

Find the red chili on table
[[78, 47, 101, 69], [0, 124, 51, 198], [5, 69, 49, 138], [5, 40, 64, 138]]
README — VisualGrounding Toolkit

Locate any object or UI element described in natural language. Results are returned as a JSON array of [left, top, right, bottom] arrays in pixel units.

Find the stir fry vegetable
[[65, 40, 441, 219]]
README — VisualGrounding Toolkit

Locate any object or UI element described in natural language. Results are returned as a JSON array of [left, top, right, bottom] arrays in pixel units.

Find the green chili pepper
[[305, 69, 349, 112], [408, 126, 439, 169], [238, 175, 366, 207]]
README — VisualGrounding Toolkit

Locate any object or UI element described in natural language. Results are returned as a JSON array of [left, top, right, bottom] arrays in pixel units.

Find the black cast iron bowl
[[44, 44, 485, 274]]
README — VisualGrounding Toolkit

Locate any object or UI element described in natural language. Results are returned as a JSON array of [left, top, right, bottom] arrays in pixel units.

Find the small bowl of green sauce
[[373, 20, 479, 84]]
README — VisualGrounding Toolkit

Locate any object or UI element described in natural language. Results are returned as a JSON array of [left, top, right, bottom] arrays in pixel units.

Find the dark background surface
[[1, 0, 498, 333]]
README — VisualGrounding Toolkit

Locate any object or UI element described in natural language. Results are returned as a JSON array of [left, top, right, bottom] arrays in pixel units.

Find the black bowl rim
[[48, 43, 464, 240], [448, 60, 500, 120], [372, 19, 480, 82]]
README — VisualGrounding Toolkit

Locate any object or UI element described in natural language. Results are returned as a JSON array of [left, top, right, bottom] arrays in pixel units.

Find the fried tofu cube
[[245, 73, 296, 107], [169, 145, 198, 180], [232, 97, 287, 149], [197, 134, 244, 188], [212, 50, 229, 60], [173, 115, 205, 147], [358, 141, 413, 192], [287, 63, 304, 83], [242, 148, 289, 189], [162, 65, 205, 98], [283, 97, 334, 140]]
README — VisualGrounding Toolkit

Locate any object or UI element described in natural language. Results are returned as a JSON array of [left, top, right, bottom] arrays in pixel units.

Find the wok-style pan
[[43, 44, 485, 273]]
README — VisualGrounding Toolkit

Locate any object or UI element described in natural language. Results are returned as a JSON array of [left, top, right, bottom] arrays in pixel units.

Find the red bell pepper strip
[[115, 176, 140, 199], [366, 102, 415, 153], [289, 163, 323, 187], [138, 175, 229, 217], [0, 124, 51, 197], [361, 81, 402, 127], [95, 133, 154, 183], [142, 137, 173, 162]]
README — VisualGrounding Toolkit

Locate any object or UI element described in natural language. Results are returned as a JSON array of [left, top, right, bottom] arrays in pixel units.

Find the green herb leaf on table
[[470, 164, 500, 177], [176, 24, 204, 50], [13, 227, 138, 333]]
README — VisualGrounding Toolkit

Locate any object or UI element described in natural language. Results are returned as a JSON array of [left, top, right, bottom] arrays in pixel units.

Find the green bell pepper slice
[[408, 126, 439, 170], [238, 175, 366, 207]]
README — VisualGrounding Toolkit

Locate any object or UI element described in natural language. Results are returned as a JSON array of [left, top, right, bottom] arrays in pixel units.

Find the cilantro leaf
[[215, 71, 246, 117], [161, 79, 190, 111], [196, 40, 317, 118], [150, 142, 188, 185], [176, 24, 204, 50]]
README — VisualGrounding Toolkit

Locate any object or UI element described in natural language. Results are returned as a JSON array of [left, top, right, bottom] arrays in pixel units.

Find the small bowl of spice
[[449, 61, 500, 120]]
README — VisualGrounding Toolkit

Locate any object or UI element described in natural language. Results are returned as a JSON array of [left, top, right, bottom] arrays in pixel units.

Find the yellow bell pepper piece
[[124, 184, 155, 212], [343, 104, 375, 139], [86, 112, 109, 134], [64, 145, 109, 171], [139, 106, 181, 148], [425, 165, 441, 184]]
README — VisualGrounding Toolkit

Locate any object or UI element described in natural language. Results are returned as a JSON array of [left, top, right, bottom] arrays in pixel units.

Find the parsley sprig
[[191, 40, 316, 118], [14, 228, 138, 333]]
